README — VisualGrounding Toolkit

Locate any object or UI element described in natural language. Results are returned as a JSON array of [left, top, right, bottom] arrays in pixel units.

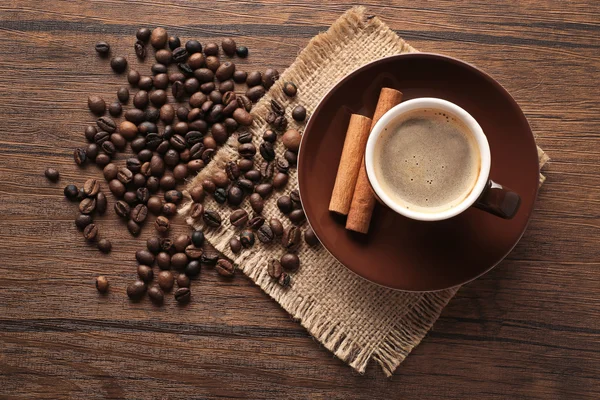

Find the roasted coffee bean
[[131, 203, 148, 223], [184, 77, 199, 94], [110, 56, 128, 73], [127, 220, 141, 236], [96, 276, 109, 293], [282, 81, 298, 97], [224, 162, 240, 181], [137, 264, 154, 283], [184, 245, 203, 260], [154, 73, 169, 89], [276, 194, 292, 214], [219, 80, 235, 94], [127, 69, 141, 86], [160, 238, 174, 253], [257, 224, 274, 243], [115, 88, 129, 105], [85, 125, 97, 142], [157, 270, 174, 291], [205, 56, 220, 72], [289, 209, 306, 225], [162, 203, 178, 218], [116, 167, 132, 185], [211, 123, 227, 144], [177, 62, 194, 77], [86, 143, 98, 160], [88, 95, 106, 115], [200, 249, 219, 265], [97, 238, 111, 253], [95, 153, 111, 167], [136, 27, 151, 42], [283, 129, 302, 152], [75, 213, 93, 230], [271, 99, 285, 116], [138, 75, 154, 90], [159, 105, 175, 124], [238, 159, 254, 172], [230, 237, 242, 254], [246, 71, 262, 87], [164, 190, 183, 204], [155, 216, 170, 233], [187, 107, 204, 122], [95, 41, 110, 55], [173, 164, 188, 181], [259, 142, 275, 161], [124, 109, 145, 126], [147, 237, 161, 254], [201, 148, 215, 164], [198, 41, 215, 55], [173, 121, 188, 135], [101, 141, 116, 156], [249, 216, 265, 230], [210, 171, 228, 188], [150, 27, 167, 48], [245, 86, 265, 102], [147, 196, 162, 214], [171, 80, 185, 100], [168, 135, 186, 152], [226, 185, 244, 206], [203, 210, 222, 228], [189, 143, 204, 160], [94, 130, 110, 145], [134, 40, 146, 59], [110, 133, 126, 150], [233, 70, 247, 83], [174, 287, 191, 303], [73, 148, 87, 166], [302, 228, 319, 247], [292, 105, 307, 121], [236, 46, 249, 58], [172, 235, 190, 253], [185, 131, 204, 147], [282, 226, 301, 251], [230, 209, 249, 227], [237, 95, 252, 112], [188, 52, 205, 69], [268, 259, 283, 279], [109, 101, 122, 117], [96, 192, 107, 214], [284, 150, 297, 165], [281, 253, 300, 272], [194, 68, 214, 83], [64, 184, 79, 200], [44, 167, 59, 182], [163, 149, 180, 167], [215, 61, 235, 81], [255, 183, 273, 198], [269, 218, 284, 237], [156, 252, 171, 269], [172, 46, 188, 63], [247, 193, 263, 214], [175, 107, 189, 122], [263, 68, 280, 89], [123, 191, 138, 205], [150, 90, 167, 107], [265, 111, 277, 125], [148, 285, 164, 304], [236, 179, 254, 194], [109, 180, 126, 198], [202, 179, 216, 194], [207, 103, 224, 123], [260, 130, 276, 143], [123, 159, 141, 175], [171, 253, 188, 270], [237, 132, 252, 145], [238, 143, 257, 158], [278, 272, 291, 287], [150, 155, 165, 176], [214, 188, 227, 204], [189, 202, 203, 219], [272, 173, 289, 189], [185, 260, 201, 278], [176, 273, 191, 288], [145, 108, 160, 123], [127, 280, 146, 300], [79, 197, 96, 214], [221, 38, 236, 56], [189, 119, 208, 134], [182, 39, 201, 54], [240, 230, 255, 248], [133, 90, 149, 109], [290, 190, 302, 208], [146, 176, 160, 192], [150, 64, 167, 75], [214, 259, 234, 277], [191, 230, 205, 248], [83, 223, 98, 241], [136, 250, 156, 267], [276, 158, 290, 174], [77, 188, 87, 201], [273, 115, 288, 131]]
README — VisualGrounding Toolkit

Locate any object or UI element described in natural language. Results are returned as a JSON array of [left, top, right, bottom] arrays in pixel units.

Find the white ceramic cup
[[364, 97, 520, 221]]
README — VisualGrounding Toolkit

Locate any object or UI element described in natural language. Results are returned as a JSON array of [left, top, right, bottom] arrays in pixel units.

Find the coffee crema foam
[[373, 108, 481, 213]]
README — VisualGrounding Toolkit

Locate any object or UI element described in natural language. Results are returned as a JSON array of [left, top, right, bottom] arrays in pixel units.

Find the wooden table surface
[[0, 1, 598, 399]]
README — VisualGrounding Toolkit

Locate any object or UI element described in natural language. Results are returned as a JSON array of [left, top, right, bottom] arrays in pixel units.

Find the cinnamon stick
[[346, 88, 403, 234], [329, 114, 373, 215]]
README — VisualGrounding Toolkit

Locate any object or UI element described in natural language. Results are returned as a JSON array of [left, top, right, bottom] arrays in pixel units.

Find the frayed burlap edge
[[180, 6, 549, 376]]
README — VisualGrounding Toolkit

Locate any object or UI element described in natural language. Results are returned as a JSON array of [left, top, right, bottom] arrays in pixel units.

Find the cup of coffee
[[364, 97, 520, 221]]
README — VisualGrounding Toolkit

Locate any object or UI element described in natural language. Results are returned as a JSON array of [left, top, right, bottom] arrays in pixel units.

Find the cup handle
[[474, 180, 521, 219]]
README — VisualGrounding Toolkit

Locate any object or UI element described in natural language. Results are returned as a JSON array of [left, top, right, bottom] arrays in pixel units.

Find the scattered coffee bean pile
[[51, 26, 319, 304]]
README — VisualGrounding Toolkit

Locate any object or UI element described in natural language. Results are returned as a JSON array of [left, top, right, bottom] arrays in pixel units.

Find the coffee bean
[[213, 188, 226, 204], [110, 133, 126, 151], [173, 164, 188, 182], [96, 276, 109, 293], [246, 71, 262, 87], [157, 270, 174, 291], [95, 41, 110, 55], [157, 252, 171, 269], [234, 180, 253, 196], [184, 245, 203, 260], [258, 130, 275, 144], [282, 129, 301, 152], [175, 274, 190, 289], [137, 264, 154, 283], [245, 86, 265, 102], [134, 40, 146, 59], [272, 173, 289, 189], [259, 142, 275, 161], [146, 176, 160, 193], [237, 95, 252, 112], [200, 248, 219, 265], [150, 27, 167, 48], [240, 230, 255, 248], [136, 28, 151, 42], [216, 259, 235, 277], [73, 148, 87, 166], [185, 39, 202, 54], [255, 183, 273, 198], [127, 220, 141, 236], [96, 192, 107, 214], [233, 70, 247, 83], [273, 115, 288, 131], [284, 150, 298, 166], [94, 131, 110, 145], [75, 214, 93, 230], [131, 204, 148, 223], [278, 272, 291, 287], [236, 46, 249, 58], [282, 226, 301, 251], [123, 191, 138, 205], [138, 75, 154, 90], [44, 167, 59, 182], [160, 238, 174, 253], [101, 141, 116, 156], [87, 95, 106, 115], [292, 105, 307, 122], [203, 210, 222, 228], [268, 259, 283, 279], [194, 67, 214, 83], [115, 168, 132, 185], [174, 287, 191, 303], [145, 196, 161, 215], [237, 133, 252, 146], [257, 224, 274, 243], [84, 125, 97, 142], [95, 238, 111, 253], [221, 38, 236, 56], [270, 99, 285, 116], [128, 70, 141, 86], [188, 52, 205, 69], [96, 153, 111, 167], [237, 160, 253, 173], [177, 62, 194, 77], [150, 64, 167, 76], [164, 190, 183, 204], [161, 149, 178, 168], [127, 280, 146, 300], [229, 209, 249, 227], [155, 216, 170, 233], [64, 184, 79, 200], [201, 148, 215, 164], [276, 158, 290, 174], [249, 216, 265, 230], [172, 46, 188, 63], [202, 180, 216, 194], [136, 250, 155, 266], [77, 188, 86, 201], [269, 218, 284, 238], [227, 186, 244, 206], [263, 68, 280, 89], [109, 180, 126, 198], [187, 230, 204, 248], [215, 61, 235, 81], [150, 155, 165, 177], [150, 90, 167, 107], [225, 237, 241, 254], [281, 81, 298, 97], [161, 202, 176, 217], [249, 193, 264, 214], [85, 143, 98, 160], [219, 80, 235, 94], [145, 237, 160, 254], [171, 235, 190, 253], [207, 103, 224, 123], [290, 189, 302, 208], [147, 285, 164, 304], [289, 209, 306, 225], [171, 253, 188, 270], [154, 73, 169, 89], [79, 197, 96, 214], [108, 101, 122, 117], [169, 80, 184, 100], [83, 223, 98, 241], [185, 260, 201, 278], [110, 56, 128, 73], [133, 90, 149, 109], [210, 123, 227, 144], [281, 253, 300, 272], [238, 143, 257, 158]]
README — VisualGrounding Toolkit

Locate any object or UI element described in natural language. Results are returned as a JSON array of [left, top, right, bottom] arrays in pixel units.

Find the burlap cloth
[[180, 6, 549, 376]]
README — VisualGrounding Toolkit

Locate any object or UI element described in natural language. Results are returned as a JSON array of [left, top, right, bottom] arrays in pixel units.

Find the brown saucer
[[297, 53, 539, 291]]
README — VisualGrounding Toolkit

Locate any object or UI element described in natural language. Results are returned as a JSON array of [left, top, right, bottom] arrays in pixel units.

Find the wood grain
[[0, 0, 599, 398]]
